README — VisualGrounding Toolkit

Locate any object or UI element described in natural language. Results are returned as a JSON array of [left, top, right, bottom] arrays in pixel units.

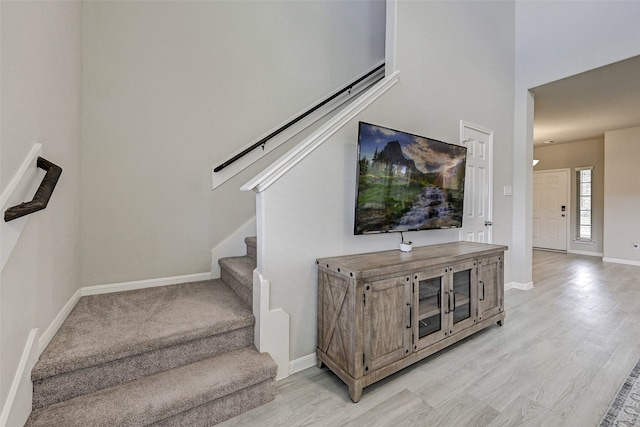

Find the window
[[576, 167, 592, 241]]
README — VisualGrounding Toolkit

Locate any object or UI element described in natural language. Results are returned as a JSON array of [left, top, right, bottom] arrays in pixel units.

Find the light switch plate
[[503, 186, 513, 196]]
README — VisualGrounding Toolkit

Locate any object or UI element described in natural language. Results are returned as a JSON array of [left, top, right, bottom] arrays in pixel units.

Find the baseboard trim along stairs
[[26, 237, 277, 426]]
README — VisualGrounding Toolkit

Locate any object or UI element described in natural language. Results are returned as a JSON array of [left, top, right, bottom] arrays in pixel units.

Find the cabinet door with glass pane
[[448, 260, 477, 335], [413, 268, 448, 351]]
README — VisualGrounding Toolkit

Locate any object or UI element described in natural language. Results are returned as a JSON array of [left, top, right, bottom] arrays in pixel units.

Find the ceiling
[[531, 55, 640, 146]]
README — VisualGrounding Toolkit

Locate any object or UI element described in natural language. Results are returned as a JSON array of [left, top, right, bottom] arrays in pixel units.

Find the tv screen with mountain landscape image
[[355, 122, 467, 235]]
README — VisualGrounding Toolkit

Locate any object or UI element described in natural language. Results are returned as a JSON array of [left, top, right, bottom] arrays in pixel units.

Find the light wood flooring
[[220, 250, 640, 426]]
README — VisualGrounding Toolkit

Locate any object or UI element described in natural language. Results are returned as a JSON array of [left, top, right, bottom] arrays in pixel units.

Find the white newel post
[[252, 191, 290, 380]]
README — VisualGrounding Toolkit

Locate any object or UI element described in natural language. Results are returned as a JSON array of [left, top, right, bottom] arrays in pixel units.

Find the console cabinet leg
[[349, 385, 363, 403], [317, 358, 325, 369], [497, 319, 504, 326]]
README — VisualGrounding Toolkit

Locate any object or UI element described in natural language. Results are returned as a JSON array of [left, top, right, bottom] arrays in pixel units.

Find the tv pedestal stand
[[316, 241, 507, 402]]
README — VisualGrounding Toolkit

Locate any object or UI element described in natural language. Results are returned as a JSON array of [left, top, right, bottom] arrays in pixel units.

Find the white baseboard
[[603, 257, 640, 267], [0, 329, 39, 427], [568, 249, 603, 257], [289, 353, 317, 375], [508, 281, 534, 290], [504, 282, 513, 292], [39, 289, 82, 354], [80, 272, 212, 297]]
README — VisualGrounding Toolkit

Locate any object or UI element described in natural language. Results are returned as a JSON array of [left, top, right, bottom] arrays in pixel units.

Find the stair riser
[[151, 379, 275, 427], [246, 240, 257, 261], [33, 327, 254, 409], [221, 267, 252, 308], [26, 347, 277, 427]]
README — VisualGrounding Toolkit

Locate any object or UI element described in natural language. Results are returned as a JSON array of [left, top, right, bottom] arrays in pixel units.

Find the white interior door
[[533, 169, 569, 251], [460, 121, 493, 243]]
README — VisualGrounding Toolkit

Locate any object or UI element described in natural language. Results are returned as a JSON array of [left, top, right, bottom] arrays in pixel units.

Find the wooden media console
[[316, 241, 507, 402]]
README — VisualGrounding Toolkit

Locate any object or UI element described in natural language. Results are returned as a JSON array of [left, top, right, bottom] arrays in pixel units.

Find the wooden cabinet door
[[317, 269, 356, 376], [363, 276, 412, 374], [477, 254, 504, 321], [447, 260, 477, 335]]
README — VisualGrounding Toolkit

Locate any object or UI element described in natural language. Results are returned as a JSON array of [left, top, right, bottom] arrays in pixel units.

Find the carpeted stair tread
[[25, 347, 277, 427], [219, 255, 255, 307], [245, 236, 257, 260], [32, 279, 254, 380], [32, 326, 254, 409], [218, 256, 255, 286]]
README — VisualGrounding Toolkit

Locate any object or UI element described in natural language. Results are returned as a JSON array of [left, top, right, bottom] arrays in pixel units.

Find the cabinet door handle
[[406, 303, 412, 329], [480, 281, 485, 301], [450, 291, 456, 312], [446, 292, 450, 314]]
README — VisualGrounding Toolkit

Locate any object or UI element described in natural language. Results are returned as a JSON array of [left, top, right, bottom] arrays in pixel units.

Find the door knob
[[484, 221, 493, 226]]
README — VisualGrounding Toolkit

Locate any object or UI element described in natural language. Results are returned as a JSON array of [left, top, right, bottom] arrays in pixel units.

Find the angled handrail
[[241, 70, 400, 193], [4, 157, 62, 222], [214, 63, 385, 173]]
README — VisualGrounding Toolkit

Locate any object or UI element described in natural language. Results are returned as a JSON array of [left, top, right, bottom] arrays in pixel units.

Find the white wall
[[534, 139, 605, 255], [259, 1, 516, 360], [0, 0, 82, 420], [603, 126, 640, 264], [80, 1, 385, 287], [513, 1, 640, 286]]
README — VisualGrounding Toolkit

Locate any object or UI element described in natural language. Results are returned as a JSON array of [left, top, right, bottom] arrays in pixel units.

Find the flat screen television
[[354, 122, 467, 235]]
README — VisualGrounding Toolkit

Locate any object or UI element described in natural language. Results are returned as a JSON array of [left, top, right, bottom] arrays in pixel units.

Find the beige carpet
[[27, 237, 278, 425]]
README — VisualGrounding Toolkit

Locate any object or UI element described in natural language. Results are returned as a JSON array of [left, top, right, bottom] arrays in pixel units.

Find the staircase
[[26, 237, 277, 426]]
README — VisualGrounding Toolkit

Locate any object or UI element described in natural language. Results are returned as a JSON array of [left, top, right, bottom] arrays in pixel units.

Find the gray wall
[[260, 0, 516, 360], [534, 139, 604, 255], [0, 0, 82, 414], [604, 126, 640, 264], [80, 1, 386, 286]]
